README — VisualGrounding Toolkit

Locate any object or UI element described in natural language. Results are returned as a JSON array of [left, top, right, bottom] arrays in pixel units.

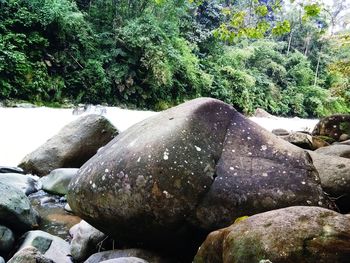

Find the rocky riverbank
[[0, 98, 350, 262]]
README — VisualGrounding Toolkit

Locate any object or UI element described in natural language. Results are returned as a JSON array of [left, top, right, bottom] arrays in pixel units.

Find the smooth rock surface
[[281, 132, 329, 150], [7, 246, 54, 263], [70, 220, 107, 262], [0, 173, 41, 195], [0, 225, 15, 253], [16, 230, 71, 263], [84, 249, 170, 263], [41, 168, 78, 195], [194, 206, 350, 263], [19, 114, 118, 176], [308, 151, 350, 212], [314, 144, 350, 159], [68, 98, 331, 256], [0, 182, 38, 232]]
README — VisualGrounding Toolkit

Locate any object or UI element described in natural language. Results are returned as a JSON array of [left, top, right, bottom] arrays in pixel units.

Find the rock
[[312, 114, 350, 141], [0, 173, 41, 195], [70, 220, 107, 262], [253, 108, 277, 119], [40, 169, 78, 195], [0, 256, 4, 263], [19, 114, 118, 176], [339, 133, 350, 142], [0, 166, 25, 174], [0, 225, 15, 253], [281, 132, 329, 150], [7, 246, 54, 263], [0, 182, 38, 232], [308, 151, 350, 213], [68, 98, 331, 257], [40, 196, 57, 205], [84, 249, 171, 263], [271, 128, 289, 136], [100, 258, 149, 263], [16, 230, 71, 263], [194, 206, 350, 263], [314, 144, 350, 159], [339, 139, 350, 145]]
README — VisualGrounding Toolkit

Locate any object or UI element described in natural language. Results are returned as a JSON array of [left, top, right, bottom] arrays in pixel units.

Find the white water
[[0, 106, 318, 167]]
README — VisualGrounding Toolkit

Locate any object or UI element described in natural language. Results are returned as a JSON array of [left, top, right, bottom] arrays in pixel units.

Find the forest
[[0, 0, 349, 117]]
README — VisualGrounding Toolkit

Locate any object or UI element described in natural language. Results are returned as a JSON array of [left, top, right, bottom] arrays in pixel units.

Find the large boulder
[[84, 249, 171, 263], [100, 258, 149, 263], [40, 168, 78, 195], [194, 206, 350, 263], [19, 114, 118, 176], [308, 151, 350, 212], [69, 220, 107, 262], [314, 144, 350, 159], [0, 173, 41, 195], [0, 182, 38, 232], [68, 98, 331, 257], [15, 230, 71, 263], [312, 114, 350, 141]]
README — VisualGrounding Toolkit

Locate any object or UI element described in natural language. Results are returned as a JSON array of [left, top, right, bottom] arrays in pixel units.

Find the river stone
[[7, 246, 54, 263], [19, 114, 118, 176], [84, 249, 170, 263], [314, 144, 350, 159], [100, 258, 149, 263], [68, 98, 331, 256], [0, 256, 4, 263], [0, 225, 15, 253], [194, 206, 350, 263], [16, 230, 71, 263], [0, 182, 38, 232], [0, 173, 41, 195], [312, 114, 350, 141], [0, 166, 25, 174], [281, 132, 329, 150], [41, 168, 78, 195], [308, 151, 350, 213], [70, 220, 107, 262]]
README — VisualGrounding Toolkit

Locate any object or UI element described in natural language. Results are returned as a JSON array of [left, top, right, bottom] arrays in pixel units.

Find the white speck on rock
[[301, 181, 306, 184], [105, 168, 109, 173], [262, 173, 268, 177], [92, 183, 96, 188], [195, 145, 201, 152], [260, 145, 267, 151], [230, 167, 234, 170]]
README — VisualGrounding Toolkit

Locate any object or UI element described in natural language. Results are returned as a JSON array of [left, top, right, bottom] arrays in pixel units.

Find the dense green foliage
[[0, 0, 349, 116]]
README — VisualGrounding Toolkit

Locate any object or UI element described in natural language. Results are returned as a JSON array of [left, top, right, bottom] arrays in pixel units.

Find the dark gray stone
[[0, 225, 14, 253], [0, 182, 38, 232], [68, 98, 331, 256], [19, 114, 118, 176], [194, 206, 350, 263]]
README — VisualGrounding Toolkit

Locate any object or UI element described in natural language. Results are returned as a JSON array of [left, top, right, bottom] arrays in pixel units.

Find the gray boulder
[[314, 144, 350, 159], [19, 114, 118, 176], [16, 230, 71, 263], [194, 206, 350, 263], [7, 246, 54, 263], [84, 249, 170, 263], [308, 151, 350, 212], [0, 256, 4, 263], [0, 182, 38, 232], [41, 168, 78, 195], [281, 132, 329, 150], [68, 98, 331, 256], [0, 225, 15, 253], [0, 173, 41, 195], [312, 114, 350, 141], [70, 220, 107, 262]]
